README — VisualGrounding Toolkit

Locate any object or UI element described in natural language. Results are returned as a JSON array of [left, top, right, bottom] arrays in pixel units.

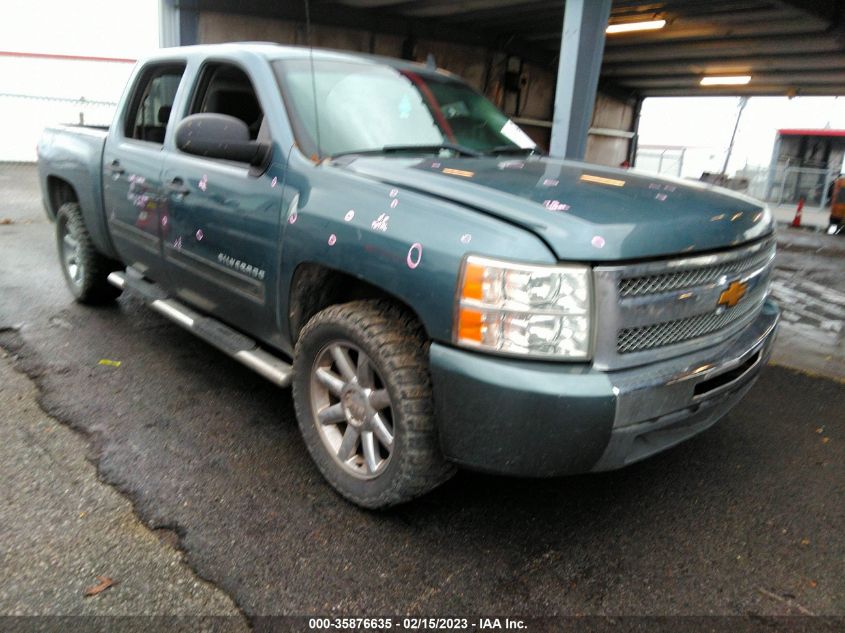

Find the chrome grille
[[619, 242, 776, 297], [592, 236, 776, 370], [617, 294, 761, 354]]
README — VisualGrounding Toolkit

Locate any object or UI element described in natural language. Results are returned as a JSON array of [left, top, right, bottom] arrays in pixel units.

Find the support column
[[549, 0, 612, 160], [159, 0, 180, 47]]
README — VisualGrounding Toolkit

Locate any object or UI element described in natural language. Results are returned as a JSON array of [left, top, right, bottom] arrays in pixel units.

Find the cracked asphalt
[[0, 163, 843, 621], [0, 351, 248, 625]]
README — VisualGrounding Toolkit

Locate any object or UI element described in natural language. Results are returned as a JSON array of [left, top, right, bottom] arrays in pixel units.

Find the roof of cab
[[146, 42, 460, 80]]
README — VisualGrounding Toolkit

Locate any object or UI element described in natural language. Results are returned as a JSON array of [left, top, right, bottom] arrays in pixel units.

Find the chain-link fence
[[634, 147, 686, 178], [634, 144, 842, 209], [0, 93, 118, 162], [766, 164, 840, 208]]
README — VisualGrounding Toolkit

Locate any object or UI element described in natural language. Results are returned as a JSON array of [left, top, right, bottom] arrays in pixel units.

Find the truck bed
[[37, 124, 115, 258]]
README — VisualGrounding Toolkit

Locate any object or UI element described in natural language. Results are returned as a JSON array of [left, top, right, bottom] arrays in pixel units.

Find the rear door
[[103, 61, 187, 282], [160, 61, 285, 338]]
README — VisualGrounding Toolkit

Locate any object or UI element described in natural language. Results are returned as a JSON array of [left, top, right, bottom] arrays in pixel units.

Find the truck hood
[[338, 155, 773, 262]]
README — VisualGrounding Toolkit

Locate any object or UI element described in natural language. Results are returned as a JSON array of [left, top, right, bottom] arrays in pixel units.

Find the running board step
[[107, 271, 293, 387]]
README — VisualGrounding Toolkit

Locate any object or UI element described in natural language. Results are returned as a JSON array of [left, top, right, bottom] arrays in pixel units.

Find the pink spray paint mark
[[389, 188, 399, 198], [344, 209, 355, 221], [271, 176, 278, 188], [406, 243, 423, 269], [655, 193, 668, 201], [543, 200, 571, 212], [198, 175, 208, 192], [371, 214, 389, 232], [196, 229, 204, 241], [591, 235, 606, 249], [460, 234, 472, 245], [288, 211, 298, 224], [328, 234, 337, 246], [390, 198, 399, 209], [542, 178, 559, 187]]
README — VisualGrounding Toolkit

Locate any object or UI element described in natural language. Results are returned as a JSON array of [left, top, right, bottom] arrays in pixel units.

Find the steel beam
[[603, 32, 843, 63], [602, 53, 845, 77], [638, 85, 845, 97], [530, 16, 826, 43], [549, 0, 612, 160], [160, 0, 181, 47], [615, 70, 845, 88]]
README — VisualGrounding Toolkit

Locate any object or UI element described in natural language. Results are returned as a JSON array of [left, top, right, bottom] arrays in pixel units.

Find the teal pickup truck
[[37, 43, 779, 508]]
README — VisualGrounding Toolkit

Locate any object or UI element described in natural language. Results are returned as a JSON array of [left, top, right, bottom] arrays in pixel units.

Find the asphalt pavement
[[0, 163, 843, 622], [0, 352, 248, 625]]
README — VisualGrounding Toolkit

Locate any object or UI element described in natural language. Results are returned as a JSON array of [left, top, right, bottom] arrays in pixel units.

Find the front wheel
[[292, 300, 455, 508]]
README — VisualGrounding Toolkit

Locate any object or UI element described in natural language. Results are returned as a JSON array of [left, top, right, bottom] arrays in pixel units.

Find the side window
[[189, 63, 266, 141], [124, 63, 186, 144]]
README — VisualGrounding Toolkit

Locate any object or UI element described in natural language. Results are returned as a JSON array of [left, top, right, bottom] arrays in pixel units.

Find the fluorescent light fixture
[[606, 19, 666, 34], [700, 75, 752, 86]]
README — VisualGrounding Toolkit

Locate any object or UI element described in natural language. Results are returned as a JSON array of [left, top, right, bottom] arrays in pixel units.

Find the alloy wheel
[[310, 342, 395, 479]]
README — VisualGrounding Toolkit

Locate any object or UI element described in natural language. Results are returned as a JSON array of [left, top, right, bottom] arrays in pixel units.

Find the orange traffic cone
[[791, 198, 804, 228]]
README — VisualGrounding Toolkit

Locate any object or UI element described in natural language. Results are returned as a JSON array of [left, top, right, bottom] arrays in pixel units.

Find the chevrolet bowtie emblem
[[718, 280, 748, 308]]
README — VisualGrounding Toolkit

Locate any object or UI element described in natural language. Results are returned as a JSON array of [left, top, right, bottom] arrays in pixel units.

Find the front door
[[160, 62, 284, 339]]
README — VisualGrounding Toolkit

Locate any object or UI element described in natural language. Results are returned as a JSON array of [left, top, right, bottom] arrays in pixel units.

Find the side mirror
[[175, 113, 270, 173]]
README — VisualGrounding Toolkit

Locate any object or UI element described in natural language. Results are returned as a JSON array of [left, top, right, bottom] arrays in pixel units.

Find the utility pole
[[721, 96, 749, 177]]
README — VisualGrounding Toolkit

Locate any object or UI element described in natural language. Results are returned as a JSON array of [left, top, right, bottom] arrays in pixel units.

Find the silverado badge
[[718, 280, 748, 308]]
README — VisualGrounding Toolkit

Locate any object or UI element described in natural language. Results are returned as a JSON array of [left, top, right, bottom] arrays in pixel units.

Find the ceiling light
[[700, 75, 752, 86], [606, 19, 666, 34]]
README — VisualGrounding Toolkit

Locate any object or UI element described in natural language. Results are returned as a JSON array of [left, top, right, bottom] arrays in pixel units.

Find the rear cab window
[[123, 62, 187, 144]]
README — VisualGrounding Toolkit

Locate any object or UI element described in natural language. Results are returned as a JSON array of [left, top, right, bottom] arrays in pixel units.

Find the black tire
[[55, 202, 122, 304], [292, 300, 455, 508]]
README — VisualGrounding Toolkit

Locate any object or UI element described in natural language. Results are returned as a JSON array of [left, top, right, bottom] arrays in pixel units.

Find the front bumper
[[429, 299, 779, 476]]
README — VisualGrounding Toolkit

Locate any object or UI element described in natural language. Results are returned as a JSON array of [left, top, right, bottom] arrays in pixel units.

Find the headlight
[[454, 256, 592, 359]]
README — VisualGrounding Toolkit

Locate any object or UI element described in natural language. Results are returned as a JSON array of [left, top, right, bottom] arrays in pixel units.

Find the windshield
[[273, 59, 537, 158]]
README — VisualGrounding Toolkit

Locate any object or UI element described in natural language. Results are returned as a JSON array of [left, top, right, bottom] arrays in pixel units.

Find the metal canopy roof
[[201, 0, 845, 97]]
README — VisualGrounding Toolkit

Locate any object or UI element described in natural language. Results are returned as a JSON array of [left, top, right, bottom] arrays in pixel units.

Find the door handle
[[166, 177, 190, 196], [108, 160, 124, 176]]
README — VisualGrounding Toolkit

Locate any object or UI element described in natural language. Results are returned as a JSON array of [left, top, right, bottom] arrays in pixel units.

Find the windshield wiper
[[330, 143, 482, 159], [486, 145, 542, 156]]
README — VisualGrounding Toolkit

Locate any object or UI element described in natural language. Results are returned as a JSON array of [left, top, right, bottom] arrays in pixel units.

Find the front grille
[[617, 295, 760, 354], [619, 241, 776, 297], [593, 236, 777, 370]]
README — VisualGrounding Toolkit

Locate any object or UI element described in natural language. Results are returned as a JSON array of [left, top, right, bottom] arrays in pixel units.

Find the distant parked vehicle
[[37, 43, 779, 508]]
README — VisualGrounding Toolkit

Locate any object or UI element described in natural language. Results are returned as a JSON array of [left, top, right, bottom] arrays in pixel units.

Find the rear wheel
[[292, 300, 455, 508], [56, 202, 122, 304]]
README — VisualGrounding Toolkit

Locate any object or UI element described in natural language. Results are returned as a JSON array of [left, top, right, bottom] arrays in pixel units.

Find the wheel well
[[288, 263, 428, 344], [46, 176, 79, 219]]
